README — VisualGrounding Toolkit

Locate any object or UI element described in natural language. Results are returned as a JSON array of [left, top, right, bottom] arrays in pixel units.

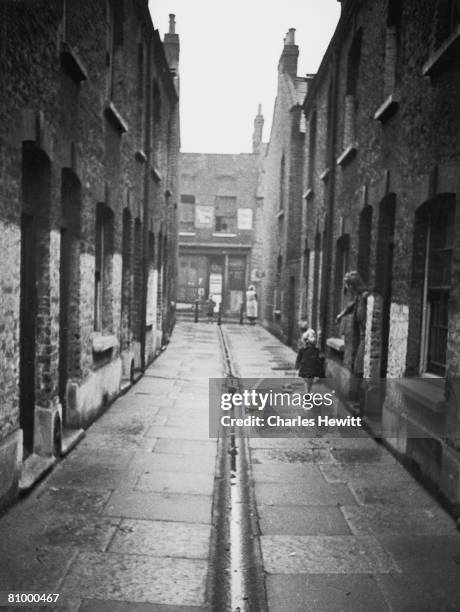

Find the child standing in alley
[[206, 295, 216, 323], [295, 328, 321, 394]]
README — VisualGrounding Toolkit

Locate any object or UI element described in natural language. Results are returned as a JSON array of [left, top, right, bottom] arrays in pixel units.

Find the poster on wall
[[237, 208, 253, 230], [209, 273, 222, 310], [195, 205, 214, 228]]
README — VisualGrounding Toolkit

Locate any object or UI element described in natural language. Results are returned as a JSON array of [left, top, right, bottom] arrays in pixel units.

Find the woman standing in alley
[[336, 271, 368, 377], [246, 285, 258, 325]]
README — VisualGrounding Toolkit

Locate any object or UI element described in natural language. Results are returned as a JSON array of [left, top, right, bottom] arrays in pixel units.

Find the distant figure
[[295, 329, 322, 394], [336, 271, 368, 377], [206, 295, 216, 323], [246, 285, 258, 325]]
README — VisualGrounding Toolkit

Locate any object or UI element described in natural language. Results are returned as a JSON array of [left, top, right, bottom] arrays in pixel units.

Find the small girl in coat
[[295, 329, 321, 394]]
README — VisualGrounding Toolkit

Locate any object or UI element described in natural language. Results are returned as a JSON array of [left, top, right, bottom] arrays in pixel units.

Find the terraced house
[[177, 109, 266, 317], [260, 0, 460, 511], [0, 0, 180, 509]]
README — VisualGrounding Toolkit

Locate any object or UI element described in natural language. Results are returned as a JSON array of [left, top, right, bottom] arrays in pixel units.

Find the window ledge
[[92, 334, 119, 353], [151, 165, 162, 182], [337, 143, 358, 167], [212, 232, 237, 237], [326, 337, 345, 353], [423, 24, 460, 77], [276, 209, 285, 219], [104, 101, 128, 134], [397, 377, 445, 413], [60, 41, 88, 82], [135, 149, 147, 163], [303, 187, 314, 200], [320, 167, 330, 181], [179, 231, 196, 236], [374, 93, 399, 122]]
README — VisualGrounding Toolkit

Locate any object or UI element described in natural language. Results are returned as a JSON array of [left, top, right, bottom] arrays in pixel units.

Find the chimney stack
[[278, 28, 299, 78], [164, 14, 180, 75], [252, 104, 264, 153]]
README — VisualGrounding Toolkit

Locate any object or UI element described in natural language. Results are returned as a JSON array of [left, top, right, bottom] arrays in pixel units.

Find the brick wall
[[0, 0, 180, 508], [259, 33, 307, 345], [295, 0, 460, 506]]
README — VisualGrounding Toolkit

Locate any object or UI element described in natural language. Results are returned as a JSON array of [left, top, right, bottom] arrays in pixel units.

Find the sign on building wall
[[195, 205, 214, 228], [237, 208, 253, 230]]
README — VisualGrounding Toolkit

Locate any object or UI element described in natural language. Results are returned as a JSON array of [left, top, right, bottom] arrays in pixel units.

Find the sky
[[149, 1, 341, 154]]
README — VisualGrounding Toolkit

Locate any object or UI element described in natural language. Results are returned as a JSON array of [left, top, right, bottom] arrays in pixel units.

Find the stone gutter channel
[[206, 326, 267, 611]]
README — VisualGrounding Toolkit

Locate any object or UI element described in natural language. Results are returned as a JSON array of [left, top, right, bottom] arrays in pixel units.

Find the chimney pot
[[169, 14, 176, 34], [285, 28, 296, 45]]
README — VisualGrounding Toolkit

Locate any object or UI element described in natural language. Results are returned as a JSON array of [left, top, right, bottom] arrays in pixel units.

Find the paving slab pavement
[[0, 322, 223, 611], [222, 324, 460, 612], [2, 320, 460, 611]]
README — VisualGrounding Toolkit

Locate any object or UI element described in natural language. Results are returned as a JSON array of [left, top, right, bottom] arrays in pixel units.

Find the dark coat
[[295, 344, 321, 378], [340, 292, 368, 375]]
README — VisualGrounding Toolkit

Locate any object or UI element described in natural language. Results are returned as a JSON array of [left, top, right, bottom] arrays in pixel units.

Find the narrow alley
[[1, 1, 460, 610], [1, 321, 460, 611]]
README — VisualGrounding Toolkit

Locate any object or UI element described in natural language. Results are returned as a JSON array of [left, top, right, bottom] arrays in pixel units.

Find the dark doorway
[[20, 213, 37, 455], [59, 170, 81, 421], [20, 146, 51, 455], [121, 208, 133, 351], [312, 233, 321, 329], [375, 194, 396, 378], [59, 226, 70, 416], [287, 276, 296, 346], [358, 205, 373, 285]]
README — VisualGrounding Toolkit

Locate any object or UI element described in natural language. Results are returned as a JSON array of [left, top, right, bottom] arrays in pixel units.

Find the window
[[62, 0, 68, 42], [384, 0, 402, 97], [178, 255, 207, 303], [434, 0, 460, 48], [312, 232, 322, 329], [136, 41, 145, 140], [146, 231, 156, 325], [307, 111, 317, 189], [132, 218, 142, 339], [334, 235, 350, 320], [357, 205, 373, 284], [343, 31, 362, 150], [137, 42, 144, 99], [423, 0, 460, 75], [105, 0, 114, 98], [279, 155, 285, 211], [304, 244, 311, 318], [274, 254, 283, 316], [421, 198, 455, 376], [94, 204, 114, 331], [180, 195, 195, 231], [215, 196, 236, 232], [120, 208, 132, 347]]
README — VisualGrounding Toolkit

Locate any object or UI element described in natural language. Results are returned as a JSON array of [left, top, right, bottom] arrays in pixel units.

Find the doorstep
[[61, 427, 85, 456], [19, 454, 56, 492]]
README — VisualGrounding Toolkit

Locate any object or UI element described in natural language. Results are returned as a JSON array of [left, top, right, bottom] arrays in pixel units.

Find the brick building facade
[[258, 30, 308, 345], [177, 113, 264, 316], [0, 0, 180, 509], [260, 0, 460, 509]]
